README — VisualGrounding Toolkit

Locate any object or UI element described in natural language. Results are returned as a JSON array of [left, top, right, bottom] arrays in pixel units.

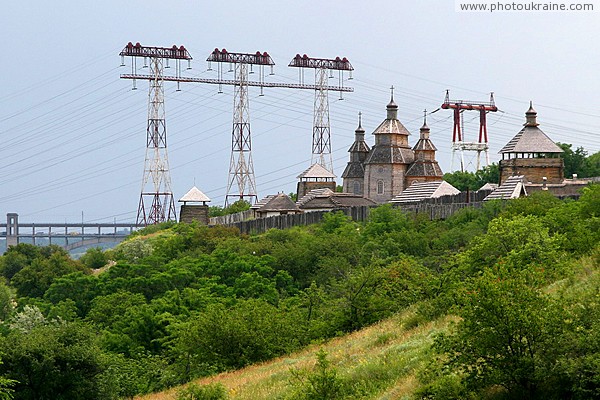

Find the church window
[[377, 180, 384, 195], [353, 181, 361, 195]]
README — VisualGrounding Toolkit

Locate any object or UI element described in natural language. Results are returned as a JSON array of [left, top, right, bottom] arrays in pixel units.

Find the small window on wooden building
[[377, 180, 384, 195]]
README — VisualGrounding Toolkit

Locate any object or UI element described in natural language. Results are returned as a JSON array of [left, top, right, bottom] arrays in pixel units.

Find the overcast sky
[[0, 0, 599, 223]]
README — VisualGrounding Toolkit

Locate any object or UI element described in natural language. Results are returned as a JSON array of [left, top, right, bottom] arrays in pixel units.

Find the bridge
[[0, 213, 144, 252]]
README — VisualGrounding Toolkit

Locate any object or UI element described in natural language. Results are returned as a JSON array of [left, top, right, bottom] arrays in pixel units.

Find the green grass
[[136, 307, 454, 400]]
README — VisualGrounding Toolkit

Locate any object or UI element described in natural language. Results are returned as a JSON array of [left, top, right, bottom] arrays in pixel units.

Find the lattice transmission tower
[[441, 90, 498, 172], [119, 42, 192, 225], [121, 46, 353, 206], [289, 55, 354, 173], [206, 49, 275, 206]]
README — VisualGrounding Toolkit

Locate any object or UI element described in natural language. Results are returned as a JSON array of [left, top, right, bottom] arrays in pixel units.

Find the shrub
[[177, 382, 228, 400]]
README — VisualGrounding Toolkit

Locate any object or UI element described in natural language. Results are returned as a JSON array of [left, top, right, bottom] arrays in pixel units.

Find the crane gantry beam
[[206, 48, 274, 65], [289, 54, 353, 71]]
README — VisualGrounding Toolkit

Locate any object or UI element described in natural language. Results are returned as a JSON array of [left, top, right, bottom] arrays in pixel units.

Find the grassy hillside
[[1, 187, 598, 399], [137, 308, 454, 400], [140, 248, 600, 400]]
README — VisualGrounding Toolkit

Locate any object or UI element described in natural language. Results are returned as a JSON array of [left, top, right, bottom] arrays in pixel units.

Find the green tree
[[578, 183, 600, 218], [0, 280, 14, 321], [8, 305, 49, 333], [44, 272, 99, 317], [0, 322, 108, 400], [0, 360, 16, 400], [585, 151, 600, 177], [10, 252, 85, 298], [459, 214, 561, 276], [113, 237, 153, 263], [558, 142, 589, 178], [0, 253, 28, 283], [79, 247, 108, 269], [176, 383, 228, 400], [436, 269, 564, 399], [208, 200, 250, 217], [556, 269, 600, 399], [174, 300, 303, 372], [291, 349, 343, 400], [443, 164, 499, 191]]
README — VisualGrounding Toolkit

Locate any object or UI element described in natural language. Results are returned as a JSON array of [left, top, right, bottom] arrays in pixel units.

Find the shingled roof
[[499, 103, 563, 155], [405, 162, 443, 177], [484, 175, 527, 200], [296, 188, 376, 209], [251, 193, 300, 213], [390, 181, 460, 203], [364, 145, 415, 164], [297, 163, 336, 180], [342, 114, 371, 179], [341, 163, 366, 179], [479, 182, 499, 191], [364, 94, 414, 165]]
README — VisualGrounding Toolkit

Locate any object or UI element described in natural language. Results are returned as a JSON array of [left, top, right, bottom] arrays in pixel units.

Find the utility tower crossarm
[[441, 92, 497, 111], [120, 42, 193, 60], [206, 48, 274, 65], [288, 54, 354, 71]]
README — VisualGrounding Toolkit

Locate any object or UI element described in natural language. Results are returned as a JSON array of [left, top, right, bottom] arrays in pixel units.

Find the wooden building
[[178, 186, 211, 224], [251, 193, 302, 218], [342, 93, 444, 204], [296, 163, 337, 200], [499, 103, 564, 184]]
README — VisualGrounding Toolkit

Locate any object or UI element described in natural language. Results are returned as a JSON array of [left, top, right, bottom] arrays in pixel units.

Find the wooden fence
[[213, 206, 372, 235], [209, 209, 255, 226], [212, 191, 495, 235], [393, 189, 493, 220]]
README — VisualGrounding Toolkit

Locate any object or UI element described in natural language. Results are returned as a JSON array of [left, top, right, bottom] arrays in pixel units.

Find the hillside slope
[[137, 308, 453, 400]]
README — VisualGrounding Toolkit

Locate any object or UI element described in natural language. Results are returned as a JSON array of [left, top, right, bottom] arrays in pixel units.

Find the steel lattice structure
[[120, 42, 192, 225], [226, 62, 257, 205], [441, 90, 498, 172], [207, 49, 276, 206], [121, 46, 354, 207], [289, 54, 353, 173]]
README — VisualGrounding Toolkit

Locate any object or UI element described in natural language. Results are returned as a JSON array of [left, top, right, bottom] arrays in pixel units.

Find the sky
[[0, 0, 599, 223]]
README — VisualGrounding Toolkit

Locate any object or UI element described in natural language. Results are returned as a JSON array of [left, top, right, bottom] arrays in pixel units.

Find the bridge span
[[0, 213, 144, 252]]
